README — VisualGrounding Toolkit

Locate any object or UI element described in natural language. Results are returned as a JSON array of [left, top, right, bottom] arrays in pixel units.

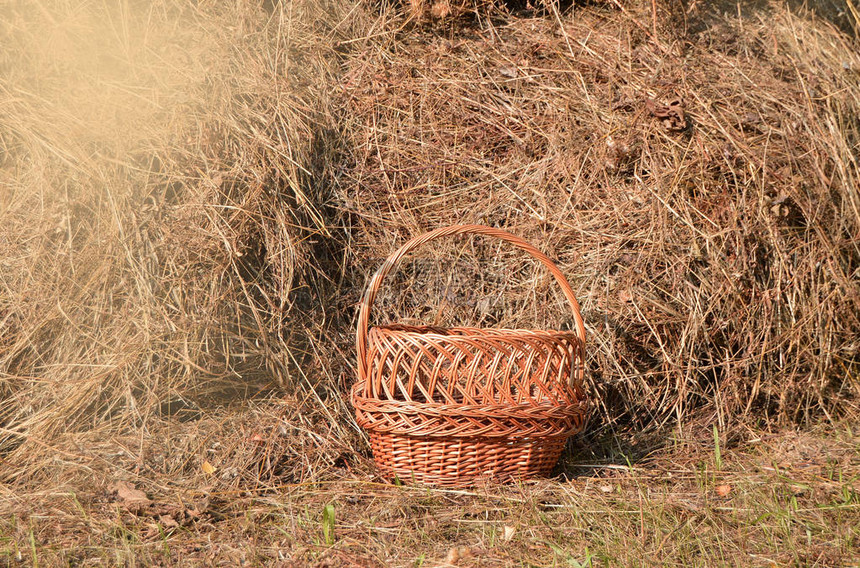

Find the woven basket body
[[352, 225, 587, 487]]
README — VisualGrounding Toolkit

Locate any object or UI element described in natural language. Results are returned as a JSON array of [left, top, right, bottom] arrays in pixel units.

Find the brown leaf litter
[[645, 97, 688, 131]]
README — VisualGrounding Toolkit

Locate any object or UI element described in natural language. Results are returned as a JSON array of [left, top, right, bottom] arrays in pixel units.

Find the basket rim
[[369, 323, 582, 341], [354, 399, 588, 440]]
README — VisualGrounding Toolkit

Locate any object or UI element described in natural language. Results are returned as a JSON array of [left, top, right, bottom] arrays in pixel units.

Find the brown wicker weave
[[352, 225, 588, 487]]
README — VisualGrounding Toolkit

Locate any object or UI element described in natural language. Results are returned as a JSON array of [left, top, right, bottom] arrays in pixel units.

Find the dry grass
[[1, 0, 860, 565], [0, 419, 857, 566], [335, 0, 860, 435], [0, 0, 366, 482]]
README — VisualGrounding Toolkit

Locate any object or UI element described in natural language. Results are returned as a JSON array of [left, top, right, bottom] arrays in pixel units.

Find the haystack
[[0, 0, 359, 481], [335, 0, 860, 434], [1, 0, 858, 488]]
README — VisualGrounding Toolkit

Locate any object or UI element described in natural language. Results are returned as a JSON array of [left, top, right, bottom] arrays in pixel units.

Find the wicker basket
[[351, 225, 588, 487]]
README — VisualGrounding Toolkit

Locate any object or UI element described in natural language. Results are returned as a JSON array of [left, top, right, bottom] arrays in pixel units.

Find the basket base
[[368, 432, 567, 487]]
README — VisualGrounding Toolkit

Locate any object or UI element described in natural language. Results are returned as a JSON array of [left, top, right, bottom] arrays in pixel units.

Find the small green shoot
[[542, 540, 593, 567], [28, 529, 37, 568], [713, 424, 722, 471], [158, 522, 170, 557], [322, 504, 335, 546]]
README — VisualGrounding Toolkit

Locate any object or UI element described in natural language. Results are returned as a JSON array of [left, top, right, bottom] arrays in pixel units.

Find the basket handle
[[356, 224, 586, 383]]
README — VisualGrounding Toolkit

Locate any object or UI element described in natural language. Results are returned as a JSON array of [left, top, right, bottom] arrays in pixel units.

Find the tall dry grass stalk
[[334, 0, 860, 435], [0, 0, 365, 482]]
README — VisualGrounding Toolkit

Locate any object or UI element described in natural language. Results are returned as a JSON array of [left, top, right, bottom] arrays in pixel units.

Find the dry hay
[[334, 0, 860, 434], [0, 5, 860, 559], [0, 0, 362, 481], [1, 0, 859, 495]]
